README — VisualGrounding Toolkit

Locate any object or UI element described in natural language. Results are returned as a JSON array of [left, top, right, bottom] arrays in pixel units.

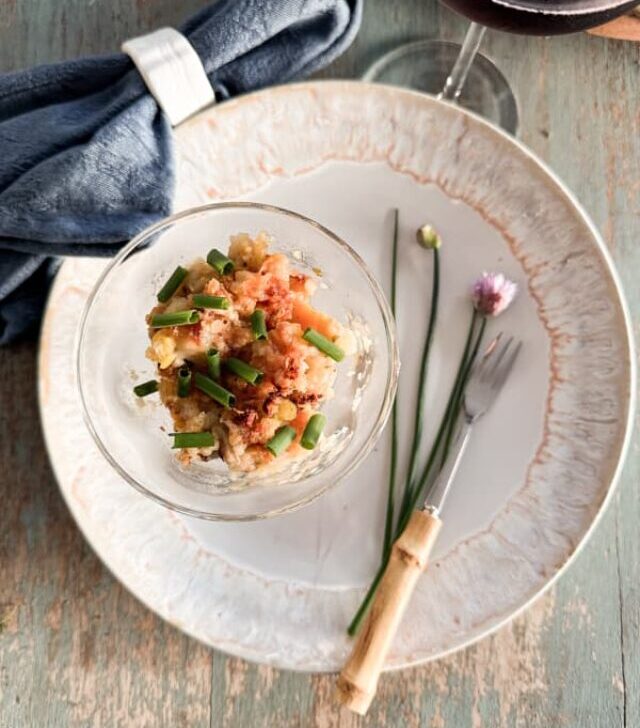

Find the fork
[[336, 334, 522, 715]]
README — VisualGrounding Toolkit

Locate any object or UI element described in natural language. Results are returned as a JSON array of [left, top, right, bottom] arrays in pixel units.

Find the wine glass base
[[363, 40, 519, 136]]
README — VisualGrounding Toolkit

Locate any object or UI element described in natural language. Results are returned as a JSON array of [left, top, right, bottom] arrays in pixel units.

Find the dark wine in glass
[[364, 0, 637, 133], [442, 0, 639, 34]]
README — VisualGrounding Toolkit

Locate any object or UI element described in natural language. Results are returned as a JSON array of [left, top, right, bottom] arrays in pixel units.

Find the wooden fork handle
[[336, 509, 442, 715]]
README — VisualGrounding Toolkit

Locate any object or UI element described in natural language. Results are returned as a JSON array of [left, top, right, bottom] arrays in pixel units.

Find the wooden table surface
[[1, 1, 638, 726]]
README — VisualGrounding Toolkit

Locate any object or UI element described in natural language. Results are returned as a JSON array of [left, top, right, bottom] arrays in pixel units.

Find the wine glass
[[364, 0, 639, 135]]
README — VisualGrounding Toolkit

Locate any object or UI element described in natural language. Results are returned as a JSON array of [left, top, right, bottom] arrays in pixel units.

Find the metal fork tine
[[484, 332, 503, 357], [476, 333, 503, 379], [427, 333, 522, 520], [481, 336, 513, 381], [492, 340, 522, 390]]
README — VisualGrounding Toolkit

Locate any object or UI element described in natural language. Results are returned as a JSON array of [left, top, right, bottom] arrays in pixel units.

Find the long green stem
[[401, 308, 477, 521], [398, 247, 441, 520], [440, 315, 486, 466], [382, 210, 400, 559], [347, 403, 447, 637], [348, 306, 477, 637], [347, 559, 387, 636], [348, 385, 459, 635]]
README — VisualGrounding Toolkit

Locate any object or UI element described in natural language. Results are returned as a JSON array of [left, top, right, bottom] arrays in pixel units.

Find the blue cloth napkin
[[0, 0, 362, 344]]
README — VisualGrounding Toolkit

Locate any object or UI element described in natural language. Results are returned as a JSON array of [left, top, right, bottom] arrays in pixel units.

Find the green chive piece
[[302, 328, 345, 362], [177, 366, 192, 398], [207, 248, 235, 275], [171, 432, 215, 449], [251, 309, 268, 340], [133, 380, 158, 398], [383, 208, 400, 559], [300, 413, 326, 450], [266, 425, 296, 457], [157, 266, 187, 303], [193, 293, 230, 310], [226, 357, 263, 385], [194, 372, 235, 408], [150, 310, 199, 328], [206, 348, 221, 381], [398, 247, 441, 522]]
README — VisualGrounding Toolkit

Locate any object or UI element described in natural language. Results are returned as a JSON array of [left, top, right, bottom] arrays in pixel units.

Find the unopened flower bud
[[416, 224, 442, 250]]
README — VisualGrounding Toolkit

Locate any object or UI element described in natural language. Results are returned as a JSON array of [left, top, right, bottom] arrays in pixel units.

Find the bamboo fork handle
[[336, 509, 442, 715]]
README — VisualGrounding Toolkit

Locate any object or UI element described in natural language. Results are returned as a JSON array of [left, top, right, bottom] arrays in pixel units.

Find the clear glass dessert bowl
[[76, 202, 399, 520]]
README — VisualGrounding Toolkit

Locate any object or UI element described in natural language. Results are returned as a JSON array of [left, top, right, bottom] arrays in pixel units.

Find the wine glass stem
[[438, 23, 487, 103]]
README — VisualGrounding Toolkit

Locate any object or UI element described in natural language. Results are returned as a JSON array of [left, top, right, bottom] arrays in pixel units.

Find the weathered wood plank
[[602, 32, 640, 728], [0, 343, 213, 728], [0, 0, 204, 71]]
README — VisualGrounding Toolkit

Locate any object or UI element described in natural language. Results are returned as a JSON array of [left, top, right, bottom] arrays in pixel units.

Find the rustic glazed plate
[[38, 81, 635, 672]]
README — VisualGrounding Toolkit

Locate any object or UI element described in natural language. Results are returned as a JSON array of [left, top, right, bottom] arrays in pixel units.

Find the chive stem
[[350, 223, 444, 634], [171, 432, 215, 449], [347, 558, 388, 636], [133, 380, 158, 398], [193, 293, 229, 310], [300, 413, 326, 450], [348, 307, 477, 638], [150, 310, 199, 328], [266, 425, 296, 457], [440, 315, 486, 466], [251, 309, 268, 340], [207, 249, 234, 276], [157, 266, 187, 303], [400, 308, 478, 527], [382, 209, 400, 559], [177, 366, 191, 398], [194, 372, 235, 408], [206, 348, 221, 381], [225, 357, 263, 385], [303, 328, 345, 362], [397, 246, 441, 543]]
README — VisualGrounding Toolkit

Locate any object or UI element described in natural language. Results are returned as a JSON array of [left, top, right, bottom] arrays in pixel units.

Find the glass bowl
[[77, 202, 399, 520]]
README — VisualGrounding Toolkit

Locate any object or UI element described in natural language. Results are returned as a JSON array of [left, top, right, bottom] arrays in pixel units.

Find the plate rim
[[38, 79, 637, 671]]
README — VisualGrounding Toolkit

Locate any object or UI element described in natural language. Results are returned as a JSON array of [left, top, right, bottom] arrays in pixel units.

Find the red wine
[[442, 0, 638, 34]]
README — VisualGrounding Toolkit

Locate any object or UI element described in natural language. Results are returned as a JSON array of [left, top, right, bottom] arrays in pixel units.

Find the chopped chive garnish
[[206, 348, 221, 380], [207, 248, 235, 275], [300, 413, 326, 450], [133, 380, 158, 398], [193, 293, 229, 310], [157, 266, 187, 303], [150, 310, 199, 328], [194, 372, 235, 408], [226, 357, 263, 385], [251, 309, 268, 340], [171, 432, 215, 449], [266, 425, 296, 457], [302, 328, 345, 362], [177, 366, 191, 398]]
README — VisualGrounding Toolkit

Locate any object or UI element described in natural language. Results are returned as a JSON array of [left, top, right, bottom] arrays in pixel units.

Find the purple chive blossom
[[472, 272, 517, 317]]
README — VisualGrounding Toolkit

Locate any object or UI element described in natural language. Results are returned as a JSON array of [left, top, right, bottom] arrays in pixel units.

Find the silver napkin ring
[[122, 27, 215, 126]]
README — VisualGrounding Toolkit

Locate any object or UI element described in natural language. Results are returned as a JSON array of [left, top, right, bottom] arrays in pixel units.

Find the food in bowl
[[135, 232, 354, 472]]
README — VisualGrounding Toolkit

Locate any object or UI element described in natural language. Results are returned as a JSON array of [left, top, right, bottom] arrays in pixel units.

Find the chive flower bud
[[416, 224, 442, 250]]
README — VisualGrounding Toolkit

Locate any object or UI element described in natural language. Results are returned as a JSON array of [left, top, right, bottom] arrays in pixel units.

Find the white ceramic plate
[[39, 81, 635, 672]]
